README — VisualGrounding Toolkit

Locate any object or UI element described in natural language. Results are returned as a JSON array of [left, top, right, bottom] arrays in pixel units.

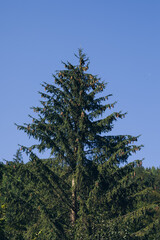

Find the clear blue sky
[[0, 0, 160, 167]]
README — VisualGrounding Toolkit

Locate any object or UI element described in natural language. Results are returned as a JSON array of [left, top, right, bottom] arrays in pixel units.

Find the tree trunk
[[71, 177, 77, 224]]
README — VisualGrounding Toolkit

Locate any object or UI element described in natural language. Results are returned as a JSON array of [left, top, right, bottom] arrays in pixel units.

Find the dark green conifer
[[16, 49, 141, 222], [4, 49, 157, 239]]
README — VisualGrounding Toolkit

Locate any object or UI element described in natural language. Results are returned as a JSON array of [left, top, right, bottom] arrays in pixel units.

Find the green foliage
[[2, 157, 73, 239], [1, 50, 160, 239], [0, 164, 7, 240]]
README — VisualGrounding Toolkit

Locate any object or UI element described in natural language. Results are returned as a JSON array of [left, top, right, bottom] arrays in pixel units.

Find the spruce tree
[[10, 49, 160, 239], [16, 49, 141, 219]]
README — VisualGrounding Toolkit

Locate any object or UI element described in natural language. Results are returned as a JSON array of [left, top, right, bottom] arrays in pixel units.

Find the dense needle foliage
[[1, 50, 160, 239]]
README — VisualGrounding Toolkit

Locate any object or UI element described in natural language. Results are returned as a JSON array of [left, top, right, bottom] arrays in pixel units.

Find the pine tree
[[13, 149, 23, 163], [16, 50, 141, 216], [9, 49, 160, 239]]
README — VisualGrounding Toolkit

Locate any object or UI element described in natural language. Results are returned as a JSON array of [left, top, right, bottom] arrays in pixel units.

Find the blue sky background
[[0, 0, 160, 167]]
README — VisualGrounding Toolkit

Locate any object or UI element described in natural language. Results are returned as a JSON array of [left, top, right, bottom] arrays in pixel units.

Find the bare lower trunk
[[71, 177, 77, 224]]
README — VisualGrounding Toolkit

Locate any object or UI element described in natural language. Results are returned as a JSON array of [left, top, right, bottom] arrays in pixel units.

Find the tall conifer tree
[[14, 49, 160, 239], [17, 49, 141, 221]]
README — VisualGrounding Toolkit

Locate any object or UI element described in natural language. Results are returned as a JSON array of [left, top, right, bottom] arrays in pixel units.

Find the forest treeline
[[0, 158, 160, 239], [0, 50, 160, 239]]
